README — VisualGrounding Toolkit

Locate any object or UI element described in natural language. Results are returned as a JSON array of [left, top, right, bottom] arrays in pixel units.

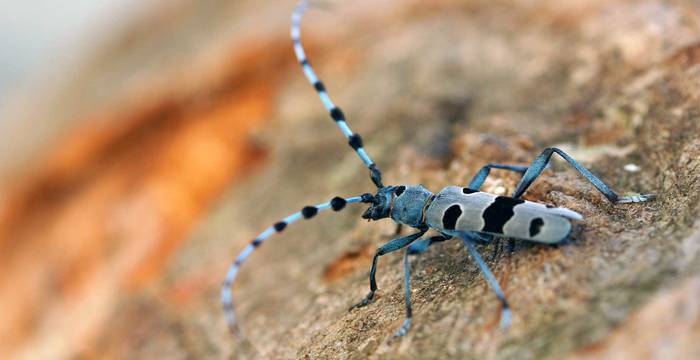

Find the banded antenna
[[221, 194, 374, 336], [291, 0, 384, 188]]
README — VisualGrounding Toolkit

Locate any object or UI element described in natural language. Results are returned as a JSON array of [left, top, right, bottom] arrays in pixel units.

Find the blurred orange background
[[0, 0, 292, 357]]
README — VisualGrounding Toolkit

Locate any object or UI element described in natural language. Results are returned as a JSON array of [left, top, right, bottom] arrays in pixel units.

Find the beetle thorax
[[389, 185, 433, 227], [362, 185, 434, 227]]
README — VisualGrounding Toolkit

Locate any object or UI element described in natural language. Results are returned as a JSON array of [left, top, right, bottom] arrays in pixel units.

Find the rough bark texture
[[2, 0, 700, 359]]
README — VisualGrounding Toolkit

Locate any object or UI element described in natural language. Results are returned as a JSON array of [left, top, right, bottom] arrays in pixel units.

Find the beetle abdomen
[[425, 186, 582, 243]]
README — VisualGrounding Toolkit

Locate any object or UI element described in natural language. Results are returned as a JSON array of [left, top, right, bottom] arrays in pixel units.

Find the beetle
[[221, 0, 655, 340]]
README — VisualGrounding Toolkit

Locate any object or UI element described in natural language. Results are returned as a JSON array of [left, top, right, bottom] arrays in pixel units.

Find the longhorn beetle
[[221, 0, 656, 340]]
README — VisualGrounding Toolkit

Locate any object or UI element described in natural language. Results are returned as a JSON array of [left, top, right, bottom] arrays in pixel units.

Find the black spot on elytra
[[274, 222, 287, 232], [394, 186, 406, 196], [529, 218, 544, 237], [331, 197, 347, 211], [442, 204, 462, 230], [481, 196, 524, 234], [302, 206, 318, 219], [252, 238, 262, 247], [462, 188, 478, 194]]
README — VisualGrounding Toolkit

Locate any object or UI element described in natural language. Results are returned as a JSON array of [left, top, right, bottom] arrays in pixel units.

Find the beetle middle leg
[[459, 232, 512, 329], [393, 234, 452, 338], [467, 163, 529, 191]]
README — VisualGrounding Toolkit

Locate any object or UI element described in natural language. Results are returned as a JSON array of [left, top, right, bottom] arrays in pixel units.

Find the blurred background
[[1, 0, 700, 359], [1, 0, 152, 177], [0, 0, 138, 96], [0, 0, 139, 98], [0, 0, 288, 357]]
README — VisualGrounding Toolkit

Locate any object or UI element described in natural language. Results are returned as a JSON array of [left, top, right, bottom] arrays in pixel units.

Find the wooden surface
[[2, 1, 700, 358]]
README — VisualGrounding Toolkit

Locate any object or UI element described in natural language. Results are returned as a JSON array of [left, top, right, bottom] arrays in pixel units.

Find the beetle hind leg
[[512, 147, 656, 203]]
